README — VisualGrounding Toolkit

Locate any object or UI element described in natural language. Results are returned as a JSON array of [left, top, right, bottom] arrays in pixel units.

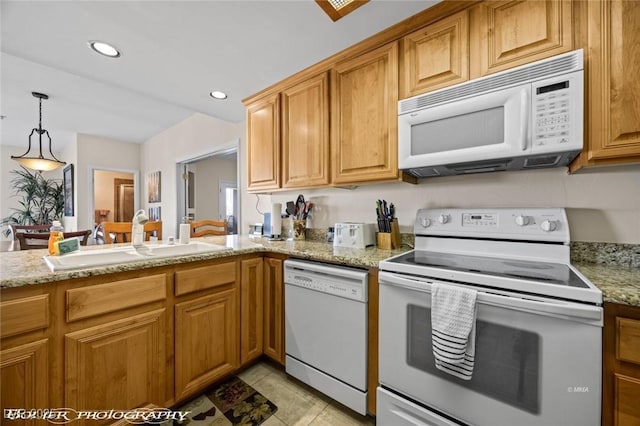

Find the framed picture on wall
[[148, 171, 161, 203], [148, 206, 161, 221], [63, 164, 74, 216]]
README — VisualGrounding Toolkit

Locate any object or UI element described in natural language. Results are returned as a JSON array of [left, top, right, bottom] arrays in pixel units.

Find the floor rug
[[174, 376, 278, 426]]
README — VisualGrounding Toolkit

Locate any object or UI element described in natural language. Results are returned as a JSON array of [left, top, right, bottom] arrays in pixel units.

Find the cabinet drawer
[[617, 317, 640, 365], [0, 294, 49, 338], [66, 274, 167, 322], [175, 261, 236, 296]]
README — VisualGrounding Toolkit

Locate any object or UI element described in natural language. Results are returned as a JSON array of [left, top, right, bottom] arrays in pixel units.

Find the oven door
[[378, 271, 602, 426]]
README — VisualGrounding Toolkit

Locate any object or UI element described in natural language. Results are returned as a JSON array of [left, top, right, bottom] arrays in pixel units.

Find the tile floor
[[237, 362, 375, 426]]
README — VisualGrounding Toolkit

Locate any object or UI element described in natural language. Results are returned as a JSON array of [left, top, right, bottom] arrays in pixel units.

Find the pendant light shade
[[11, 92, 66, 172]]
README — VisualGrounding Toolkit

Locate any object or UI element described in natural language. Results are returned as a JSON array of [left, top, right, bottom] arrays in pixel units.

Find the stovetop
[[387, 250, 589, 289], [379, 208, 602, 304]]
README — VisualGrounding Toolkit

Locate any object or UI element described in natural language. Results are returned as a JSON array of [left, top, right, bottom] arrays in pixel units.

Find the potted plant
[[1, 166, 64, 237]]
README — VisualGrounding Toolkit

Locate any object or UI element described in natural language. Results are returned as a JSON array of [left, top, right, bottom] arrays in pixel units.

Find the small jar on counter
[[327, 227, 335, 243]]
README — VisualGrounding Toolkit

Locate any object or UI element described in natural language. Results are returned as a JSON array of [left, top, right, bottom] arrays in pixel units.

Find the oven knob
[[420, 217, 431, 228], [540, 219, 558, 232], [515, 215, 530, 226], [438, 214, 450, 224]]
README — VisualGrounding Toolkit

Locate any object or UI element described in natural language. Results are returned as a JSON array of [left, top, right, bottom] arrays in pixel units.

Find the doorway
[[114, 178, 134, 222], [176, 141, 240, 235], [93, 169, 136, 226]]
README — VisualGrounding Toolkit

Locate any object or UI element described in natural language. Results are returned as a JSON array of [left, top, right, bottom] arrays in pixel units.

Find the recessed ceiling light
[[88, 40, 121, 58], [210, 91, 228, 100]]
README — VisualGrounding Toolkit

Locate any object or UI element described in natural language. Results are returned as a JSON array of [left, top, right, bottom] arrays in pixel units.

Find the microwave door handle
[[520, 88, 529, 150], [379, 272, 601, 322]]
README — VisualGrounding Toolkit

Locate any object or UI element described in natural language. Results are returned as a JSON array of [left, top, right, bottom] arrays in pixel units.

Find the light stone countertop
[[2, 236, 638, 308], [0, 235, 409, 289]]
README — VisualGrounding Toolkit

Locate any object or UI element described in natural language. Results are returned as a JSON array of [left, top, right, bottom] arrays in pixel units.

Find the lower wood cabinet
[[174, 288, 238, 400], [603, 302, 640, 426], [65, 309, 166, 421], [1, 339, 49, 420], [263, 257, 284, 364], [240, 257, 264, 365]]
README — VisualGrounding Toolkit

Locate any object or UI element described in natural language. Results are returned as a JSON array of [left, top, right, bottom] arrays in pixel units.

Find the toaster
[[333, 222, 375, 248]]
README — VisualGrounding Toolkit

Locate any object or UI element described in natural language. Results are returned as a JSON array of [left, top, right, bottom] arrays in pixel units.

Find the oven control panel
[[415, 208, 569, 243]]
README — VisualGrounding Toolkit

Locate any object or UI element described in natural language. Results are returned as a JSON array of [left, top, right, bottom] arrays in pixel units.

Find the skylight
[[315, 0, 370, 21]]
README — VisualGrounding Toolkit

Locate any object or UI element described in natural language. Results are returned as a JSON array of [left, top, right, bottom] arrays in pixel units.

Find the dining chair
[[101, 222, 133, 244], [143, 221, 163, 241], [14, 229, 92, 250], [9, 224, 53, 250], [189, 219, 227, 237]]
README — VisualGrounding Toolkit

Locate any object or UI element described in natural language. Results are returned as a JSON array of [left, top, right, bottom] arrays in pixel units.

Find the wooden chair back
[[190, 219, 227, 237], [9, 224, 54, 250], [143, 221, 162, 241], [101, 222, 132, 244], [14, 229, 92, 251]]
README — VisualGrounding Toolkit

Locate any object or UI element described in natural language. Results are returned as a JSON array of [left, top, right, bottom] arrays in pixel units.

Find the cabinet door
[[263, 258, 284, 364], [401, 9, 469, 98], [240, 258, 263, 365], [585, 0, 640, 163], [331, 42, 399, 184], [282, 73, 330, 188], [603, 303, 640, 426], [175, 289, 237, 399], [65, 310, 166, 420], [1, 339, 48, 425], [470, 0, 572, 77], [247, 93, 280, 191]]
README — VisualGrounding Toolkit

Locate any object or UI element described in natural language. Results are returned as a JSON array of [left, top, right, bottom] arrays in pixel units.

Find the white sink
[[43, 242, 231, 272]]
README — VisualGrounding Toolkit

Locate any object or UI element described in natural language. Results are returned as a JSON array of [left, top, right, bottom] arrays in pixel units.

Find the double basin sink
[[44, 241, 231, 272]]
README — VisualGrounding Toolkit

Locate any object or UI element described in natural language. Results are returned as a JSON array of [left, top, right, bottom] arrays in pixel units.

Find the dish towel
[[431, 283, 478, 380]]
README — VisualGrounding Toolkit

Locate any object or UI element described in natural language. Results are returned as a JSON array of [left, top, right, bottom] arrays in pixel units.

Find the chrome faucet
[[131, 209, 149, 247]]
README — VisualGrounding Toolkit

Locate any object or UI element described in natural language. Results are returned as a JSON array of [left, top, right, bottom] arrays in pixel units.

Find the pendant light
[[11, 92, 66, 172]]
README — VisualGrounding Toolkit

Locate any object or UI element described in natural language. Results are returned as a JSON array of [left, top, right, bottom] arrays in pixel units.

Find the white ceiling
[[1, 0, 438, 150]]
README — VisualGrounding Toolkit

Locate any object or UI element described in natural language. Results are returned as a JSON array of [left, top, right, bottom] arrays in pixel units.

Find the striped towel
[[431, 283, 477, 380]]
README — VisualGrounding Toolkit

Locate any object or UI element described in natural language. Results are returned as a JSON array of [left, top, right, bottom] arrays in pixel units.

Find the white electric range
[[377, 208, 602, 426]]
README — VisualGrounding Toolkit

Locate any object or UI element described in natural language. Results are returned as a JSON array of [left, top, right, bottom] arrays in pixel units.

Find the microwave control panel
[[531, 72, 582, 153]]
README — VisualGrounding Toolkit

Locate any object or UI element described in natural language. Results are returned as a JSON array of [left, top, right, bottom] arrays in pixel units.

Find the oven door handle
[[379, 271, 602, 322]]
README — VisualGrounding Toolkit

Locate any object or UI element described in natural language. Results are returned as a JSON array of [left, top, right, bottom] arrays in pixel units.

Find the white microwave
[[398, 49, 583, 178]]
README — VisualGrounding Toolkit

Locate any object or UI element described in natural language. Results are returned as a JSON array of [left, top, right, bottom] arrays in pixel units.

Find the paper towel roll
[[179, 223, 190, 244], [271, 203, 282, 237]]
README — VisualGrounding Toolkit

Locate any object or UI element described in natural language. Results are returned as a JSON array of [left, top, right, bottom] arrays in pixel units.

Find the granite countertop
[[573, 262, 640, 307], [0, 235, 409, 289], [2, 236, 638, 308]]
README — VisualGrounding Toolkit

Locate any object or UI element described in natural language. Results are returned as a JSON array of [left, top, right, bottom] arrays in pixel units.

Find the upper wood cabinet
[[246, 93, 280, 191], [400, 9, 470, 98], [282, 73, 330, 188], [570, 0, 640, 171], [470, 0, 573, 77], [331, 42, 400, 184]]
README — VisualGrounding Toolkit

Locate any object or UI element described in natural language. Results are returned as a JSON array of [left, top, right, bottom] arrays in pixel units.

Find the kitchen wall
[[140, 113, 243, 239], [270, 165, 640, 244]]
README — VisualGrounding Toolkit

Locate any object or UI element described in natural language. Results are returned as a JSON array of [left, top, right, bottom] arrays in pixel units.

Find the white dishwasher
[[284, 259, 368, 415]]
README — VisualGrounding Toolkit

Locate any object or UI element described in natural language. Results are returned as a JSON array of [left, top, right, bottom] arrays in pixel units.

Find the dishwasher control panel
[[284, 259, 368, 302]]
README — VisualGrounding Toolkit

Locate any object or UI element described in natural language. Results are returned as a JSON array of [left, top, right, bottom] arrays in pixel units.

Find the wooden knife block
[[376, 220, 401, 249]]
